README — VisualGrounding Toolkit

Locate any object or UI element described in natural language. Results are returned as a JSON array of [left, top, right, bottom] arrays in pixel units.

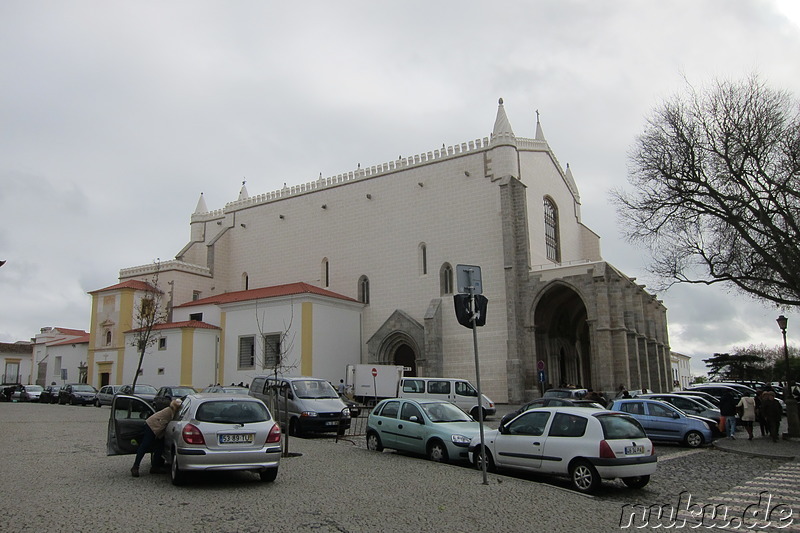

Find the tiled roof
[[0, 342, 33, 355], [126, 320, 221, 334], [89, 280, 161, 294], [176, 282, 359, 308], [48, 333, 90, 346]]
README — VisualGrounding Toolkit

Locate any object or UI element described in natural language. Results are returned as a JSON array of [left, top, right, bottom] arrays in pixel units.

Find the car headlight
[[342, 408, 351, 418], [451, 434, 472, 446], [300, 411, 318, 418]]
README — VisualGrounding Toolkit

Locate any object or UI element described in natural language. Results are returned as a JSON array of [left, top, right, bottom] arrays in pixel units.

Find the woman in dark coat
[[761, 391, 782, 443]]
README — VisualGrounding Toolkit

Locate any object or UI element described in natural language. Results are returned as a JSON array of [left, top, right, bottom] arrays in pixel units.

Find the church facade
[[88, 100, 670, 403]]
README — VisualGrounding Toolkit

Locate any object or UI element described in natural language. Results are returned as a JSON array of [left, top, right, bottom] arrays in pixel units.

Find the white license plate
[[624, 445, 645, 455], [219, 433, 254, 444], [325, 421, 338, 426]]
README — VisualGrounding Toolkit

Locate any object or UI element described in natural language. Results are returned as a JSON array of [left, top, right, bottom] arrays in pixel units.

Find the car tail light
[[182, 423, 205, 445], [651, 443, 656, 456], [599, 440, 616, 459], [266, 424, 281, 444]]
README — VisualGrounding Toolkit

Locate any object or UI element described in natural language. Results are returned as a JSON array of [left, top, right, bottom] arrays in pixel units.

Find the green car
[[366, 398, 482, 463]]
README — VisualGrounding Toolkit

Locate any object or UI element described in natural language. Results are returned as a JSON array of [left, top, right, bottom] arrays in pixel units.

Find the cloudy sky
[[2, 1, 799, 376]]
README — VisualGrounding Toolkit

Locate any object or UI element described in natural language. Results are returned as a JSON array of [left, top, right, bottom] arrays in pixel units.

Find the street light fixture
[[776, 315, 800, 438]]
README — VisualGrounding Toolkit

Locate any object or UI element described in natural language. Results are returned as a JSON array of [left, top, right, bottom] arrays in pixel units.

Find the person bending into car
[[131, 398, 182, 477]]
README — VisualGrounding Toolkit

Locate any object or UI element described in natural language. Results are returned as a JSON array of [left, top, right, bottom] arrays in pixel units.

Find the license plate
[[624, 445, 645, 455], [219, 433, 254, 444], [325, 421, 338, 426]]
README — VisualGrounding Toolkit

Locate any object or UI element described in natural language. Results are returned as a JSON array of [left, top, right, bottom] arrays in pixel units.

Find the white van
[[398, 377, 495, 419], [249, 376, 351, 436]]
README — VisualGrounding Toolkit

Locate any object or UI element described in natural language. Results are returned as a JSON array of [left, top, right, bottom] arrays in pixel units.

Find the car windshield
[[196, 400, 270, 424], [597, 414, 647, 439], [73, 384, 96, 392], [26, 385, 43, 392], [222, 387, 248, 394], [292, 380, 338, 399], [172, 387, 196, 396], [134, 385, 157, 394], [421, 402, 471, 422], [543, 390, 572, 398]]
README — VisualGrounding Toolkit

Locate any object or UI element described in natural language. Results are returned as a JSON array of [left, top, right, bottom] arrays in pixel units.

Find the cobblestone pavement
[[3, 402, 798, 532]]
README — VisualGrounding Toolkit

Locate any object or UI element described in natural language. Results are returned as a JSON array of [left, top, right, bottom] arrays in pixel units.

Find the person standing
[[719, 391, 738, 439], [131, 398, 182, 477], [755, 390, 768, 437], [736, 394, 756, 440], [761, 391, 783, 443]]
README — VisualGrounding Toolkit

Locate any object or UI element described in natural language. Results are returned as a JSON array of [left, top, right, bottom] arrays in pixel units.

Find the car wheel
[[170, 451, 186, 486], [622, 475, 650, 489], [685, 430, 704, 448], [470, 407, 485, 420], [570, 460, 601, 494], [473, 447, 496, 473], [427, 440, 449, 463], [69, 396, 76, 406], [366, 431, 383, 452], [95, 399, 100, 407], [259, 468, 278, 482], [288, 418, 301, 437]]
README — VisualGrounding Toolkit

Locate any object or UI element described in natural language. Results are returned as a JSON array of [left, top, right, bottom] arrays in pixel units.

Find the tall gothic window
[[440, 263, 454, 295], [321, 258, 330, 287], [419, 243, 427, 275], [358, 275, 370, 304], [544, 197, 561, 263]]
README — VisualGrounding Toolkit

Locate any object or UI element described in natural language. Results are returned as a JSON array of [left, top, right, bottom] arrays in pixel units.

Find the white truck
[[345, 364, 406, 405]]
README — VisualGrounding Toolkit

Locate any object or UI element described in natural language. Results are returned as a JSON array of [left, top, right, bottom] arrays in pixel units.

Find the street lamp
[[776, 315, 800, 438]]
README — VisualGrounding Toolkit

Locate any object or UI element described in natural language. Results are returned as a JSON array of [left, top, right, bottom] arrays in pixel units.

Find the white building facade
[[91, 100, 671, 402]]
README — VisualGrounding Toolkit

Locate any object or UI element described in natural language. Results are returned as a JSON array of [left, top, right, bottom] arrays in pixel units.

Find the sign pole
[[465, 270, 488, 486]]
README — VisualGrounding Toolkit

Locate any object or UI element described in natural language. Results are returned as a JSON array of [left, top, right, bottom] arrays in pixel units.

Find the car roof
[[188, 393, 264, 402], [519, 406, 606, 416]]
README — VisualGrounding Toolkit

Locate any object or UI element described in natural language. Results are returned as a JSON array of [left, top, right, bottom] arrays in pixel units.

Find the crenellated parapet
[[119, 260, 212, 280], [190, 132, 558, 221]]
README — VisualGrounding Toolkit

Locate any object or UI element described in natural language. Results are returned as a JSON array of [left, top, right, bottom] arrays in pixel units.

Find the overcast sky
[[2, 1, 799, 376]]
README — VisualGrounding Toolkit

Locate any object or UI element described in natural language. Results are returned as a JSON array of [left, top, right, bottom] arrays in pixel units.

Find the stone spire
[[535, 109, 546, 141], [238, 180, 249, 201], [492, 97, 515, 138], [194, 192, 208, 214]]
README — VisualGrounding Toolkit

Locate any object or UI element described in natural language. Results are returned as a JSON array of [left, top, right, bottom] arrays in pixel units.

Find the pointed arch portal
[[532, 283, 591, 390]]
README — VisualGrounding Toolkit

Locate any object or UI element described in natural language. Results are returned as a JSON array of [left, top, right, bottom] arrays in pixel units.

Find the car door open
[[107, 394, 155, 455]]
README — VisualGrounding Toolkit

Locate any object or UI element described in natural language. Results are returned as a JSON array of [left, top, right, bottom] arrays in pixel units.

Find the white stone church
[[87, 99, 670, 403]]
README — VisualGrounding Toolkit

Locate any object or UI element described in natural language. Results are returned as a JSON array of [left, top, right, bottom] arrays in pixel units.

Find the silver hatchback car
[[107, 393, 281, 485]]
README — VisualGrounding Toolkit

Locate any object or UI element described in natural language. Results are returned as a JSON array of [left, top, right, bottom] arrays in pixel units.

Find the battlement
[[191, 133, 554, 222], [119, 260, 212, 280]]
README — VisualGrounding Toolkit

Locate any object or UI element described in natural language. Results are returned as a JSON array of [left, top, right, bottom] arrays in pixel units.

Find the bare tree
[[613, 74, 800, 306], [129, 261, 167, 388]]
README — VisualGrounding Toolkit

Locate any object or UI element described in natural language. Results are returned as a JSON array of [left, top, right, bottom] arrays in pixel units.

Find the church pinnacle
[[492, 97, 515, 138]]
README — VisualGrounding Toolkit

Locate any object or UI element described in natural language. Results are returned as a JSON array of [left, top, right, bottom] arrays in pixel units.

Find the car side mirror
[[287, 391, 294, 400], [409, 415, 422, 424], [498, 424, 507, 434]]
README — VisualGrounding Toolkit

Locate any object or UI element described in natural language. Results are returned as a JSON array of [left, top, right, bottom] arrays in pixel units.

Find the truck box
[[345, 364, 406, 404]]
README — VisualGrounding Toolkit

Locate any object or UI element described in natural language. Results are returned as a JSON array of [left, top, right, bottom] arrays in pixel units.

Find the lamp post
[[776, 315, 800, 438]]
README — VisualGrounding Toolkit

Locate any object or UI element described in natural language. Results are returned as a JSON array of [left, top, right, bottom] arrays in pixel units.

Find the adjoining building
[[87, 99, 670, 402]]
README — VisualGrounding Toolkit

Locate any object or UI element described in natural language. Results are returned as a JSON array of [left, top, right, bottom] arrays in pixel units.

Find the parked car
[[366, 398, 483, 463], [40, 385, 61, 404], [58, 383, 98, 405], [684, 384, 743, 403], [107, 393, 281, 485], [154, 386, 198, 410], [639, 393, 721, 423], [469, 406, 656, 493], [711, 382, 758, 397], [12, 384, 43, 402], [249, 376, 351, 436], [542, 388, 588, 400], [609, 398, 715, 448], [398, 377, 496, 420], [202, 385, 249, 395], [671, 390, 721, 407], [117, 384, 158, 405], [94, 385, 122, 407], [499, 398, 605, 427]]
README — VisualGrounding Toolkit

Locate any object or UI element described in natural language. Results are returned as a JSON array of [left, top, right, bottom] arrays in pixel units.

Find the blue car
[[366, 398, 482, 463], [609, 398, 714, 448]]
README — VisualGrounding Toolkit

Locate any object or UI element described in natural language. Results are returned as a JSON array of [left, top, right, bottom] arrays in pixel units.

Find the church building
[[87, 99, 671, 403]]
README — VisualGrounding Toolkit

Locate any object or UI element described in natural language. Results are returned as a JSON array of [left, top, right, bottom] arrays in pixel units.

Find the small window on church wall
[[242, 272, 249, 290], [544, 197, 561, 263], [321, 258, 330, 287], [419, 243, 427, 275], [358, 275, 370, 304], [105, 331, 112, 346], [440, 263, 454, 295]]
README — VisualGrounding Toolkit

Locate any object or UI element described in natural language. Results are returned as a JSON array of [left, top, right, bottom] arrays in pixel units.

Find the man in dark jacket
[[761, 391, 782, 443], [719, 391, 738, 439]]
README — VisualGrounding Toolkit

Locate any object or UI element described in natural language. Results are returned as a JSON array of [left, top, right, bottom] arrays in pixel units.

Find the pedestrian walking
[[736, 394, 756, 440], [719, 391, 738, 439], [755, 390, 768, 437], [131, 398, 182, 477], [760, 391, 782, 443]]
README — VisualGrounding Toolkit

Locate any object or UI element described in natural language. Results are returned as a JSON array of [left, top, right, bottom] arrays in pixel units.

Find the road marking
[[656, 448, 706, 462]]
